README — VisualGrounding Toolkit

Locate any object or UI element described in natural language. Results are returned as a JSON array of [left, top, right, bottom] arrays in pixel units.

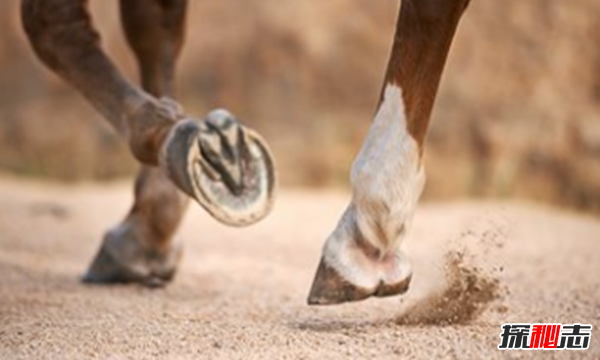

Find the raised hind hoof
[[161, 109, 276, 227], [82, 227, 182, 288]]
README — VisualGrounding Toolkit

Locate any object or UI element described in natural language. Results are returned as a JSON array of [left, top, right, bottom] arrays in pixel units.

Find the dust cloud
[[397, 209, 511, 326]]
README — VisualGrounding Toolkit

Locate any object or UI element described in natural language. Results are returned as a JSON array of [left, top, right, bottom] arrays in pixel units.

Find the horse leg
[[83, 0, 189, 286]]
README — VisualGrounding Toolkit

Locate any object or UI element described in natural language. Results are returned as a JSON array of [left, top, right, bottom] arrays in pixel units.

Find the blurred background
[[0, 0, 598, 214]]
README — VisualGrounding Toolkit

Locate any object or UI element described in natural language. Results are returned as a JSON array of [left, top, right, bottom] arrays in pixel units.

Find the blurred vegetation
[[0, 0, 599, 213]]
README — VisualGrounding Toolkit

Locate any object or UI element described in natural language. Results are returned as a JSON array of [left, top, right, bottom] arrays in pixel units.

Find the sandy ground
[[0, 177, 599, 360]]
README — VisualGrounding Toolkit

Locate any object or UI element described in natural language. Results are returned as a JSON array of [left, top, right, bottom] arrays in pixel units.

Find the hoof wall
[[307, 258, 412, 306], [307, 259, 372, 305]]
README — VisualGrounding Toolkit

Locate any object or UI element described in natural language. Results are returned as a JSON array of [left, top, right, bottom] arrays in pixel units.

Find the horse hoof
[[307, 257, 412, 305], [82, 225, 182, 287], [161, 109, 276, 227]]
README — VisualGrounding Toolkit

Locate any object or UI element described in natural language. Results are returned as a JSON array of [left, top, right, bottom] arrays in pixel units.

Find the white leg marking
[[323, 83, 425, 289]]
